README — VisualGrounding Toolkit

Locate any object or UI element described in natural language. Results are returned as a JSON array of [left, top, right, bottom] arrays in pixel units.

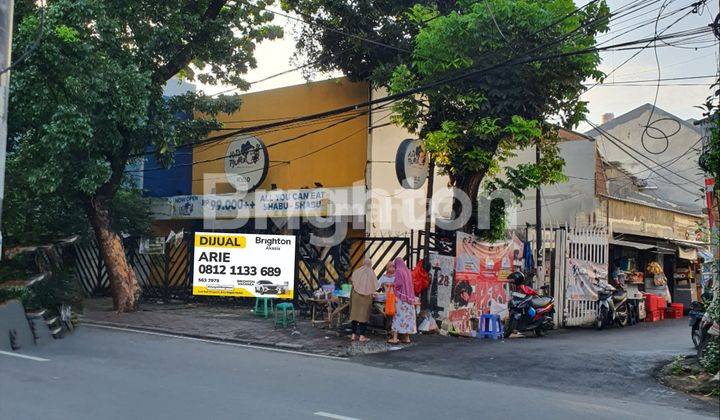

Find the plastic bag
[[412, 259, 430, 294], [385, 288, 396, 317]]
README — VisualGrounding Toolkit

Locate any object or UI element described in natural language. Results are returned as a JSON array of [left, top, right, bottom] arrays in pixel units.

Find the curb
[[80, 319, 347, 357]]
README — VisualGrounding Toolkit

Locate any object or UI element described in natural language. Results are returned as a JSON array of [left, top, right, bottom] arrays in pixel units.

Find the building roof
[[583, 103, 704, 138]]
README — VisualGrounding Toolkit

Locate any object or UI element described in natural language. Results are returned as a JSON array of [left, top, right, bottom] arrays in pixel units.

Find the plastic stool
[[478, 314, 503, 340], [274, 302, 296, 328], [254, 297, 274, 318]]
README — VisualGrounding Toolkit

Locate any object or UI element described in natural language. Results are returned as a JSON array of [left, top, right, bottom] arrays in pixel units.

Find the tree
[[698, 77, 719, 374], [285, 0, 609, 232], [8, 0, 281, 311]]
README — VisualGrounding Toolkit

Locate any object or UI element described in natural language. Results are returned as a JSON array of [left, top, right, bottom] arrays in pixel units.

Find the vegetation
[[698, 77, 719, 376], [284, 0, 610, 232], [7, 0, 281, 311]]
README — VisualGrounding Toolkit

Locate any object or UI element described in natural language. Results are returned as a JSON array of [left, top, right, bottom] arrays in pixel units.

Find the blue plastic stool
[[478, 313, 504, 340], [274, 302, 296, 328], [254, 297, 274, 318]]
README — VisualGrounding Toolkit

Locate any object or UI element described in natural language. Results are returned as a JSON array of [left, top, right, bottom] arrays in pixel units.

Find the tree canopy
[[6, 0, 282, 310], [285, 0, 610, 233]]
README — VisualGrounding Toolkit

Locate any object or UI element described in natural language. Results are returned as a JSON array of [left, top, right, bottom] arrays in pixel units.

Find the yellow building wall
[[192, 78, 369, 195]]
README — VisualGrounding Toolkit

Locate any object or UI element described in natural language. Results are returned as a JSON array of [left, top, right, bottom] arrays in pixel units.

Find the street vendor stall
[[309, 285, 388, 331]]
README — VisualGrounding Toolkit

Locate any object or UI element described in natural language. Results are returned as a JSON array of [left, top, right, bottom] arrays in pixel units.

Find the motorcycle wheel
[[691, 324, 701, 349], [618, 312, 628, 328], [596, 307, 607, 330], [534, 327, 546, 337], [504, 318, 516, 339]]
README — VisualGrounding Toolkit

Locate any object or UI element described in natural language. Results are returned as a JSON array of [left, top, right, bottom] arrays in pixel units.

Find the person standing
[[377, 261, 395, 291], [389, 257, 417, 344], [349, 258, 378, 342]]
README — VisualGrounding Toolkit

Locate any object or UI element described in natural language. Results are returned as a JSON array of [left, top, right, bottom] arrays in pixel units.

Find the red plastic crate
[[659, 308, 665, 320], [667, 303, 684, 319], [644, 294, 658, 312], [645, 310, 662, 322]]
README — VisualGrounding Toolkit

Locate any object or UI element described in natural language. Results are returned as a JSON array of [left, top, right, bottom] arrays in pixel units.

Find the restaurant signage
[[224, 135, 269, 191], [152, 187, 367, 220], [395, 138, 428, 189], [192, 232, 295, 298]]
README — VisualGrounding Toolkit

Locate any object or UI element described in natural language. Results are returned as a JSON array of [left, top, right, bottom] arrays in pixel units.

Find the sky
[[195, 1, 720, 133]]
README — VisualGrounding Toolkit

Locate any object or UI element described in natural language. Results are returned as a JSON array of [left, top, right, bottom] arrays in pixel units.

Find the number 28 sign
[[192, 232, 296, 298]]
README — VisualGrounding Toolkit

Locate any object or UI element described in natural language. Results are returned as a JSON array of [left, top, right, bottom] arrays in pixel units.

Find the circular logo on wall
[[224, 135, 269, 192], [395, 138, 428, 189]]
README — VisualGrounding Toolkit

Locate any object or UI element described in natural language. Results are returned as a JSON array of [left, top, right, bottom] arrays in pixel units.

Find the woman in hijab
[[389, 257, 417, 344], [349, 258, 378, 342]]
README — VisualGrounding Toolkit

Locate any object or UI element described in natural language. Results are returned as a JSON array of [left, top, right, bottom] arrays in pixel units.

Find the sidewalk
[[80, 298, 403, 357]]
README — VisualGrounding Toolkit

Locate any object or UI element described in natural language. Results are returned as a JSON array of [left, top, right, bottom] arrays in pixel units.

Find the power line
[[586, 119, 701, 196], [189, 116, 394, 183], [0, 3, 45, 76], [137, 4, 709, 170], [136, 23, 713, 170]]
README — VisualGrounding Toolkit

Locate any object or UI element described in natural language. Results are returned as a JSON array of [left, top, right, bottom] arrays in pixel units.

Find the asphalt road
[[0, 321, 715, 420], [358, 317, 717, 414]]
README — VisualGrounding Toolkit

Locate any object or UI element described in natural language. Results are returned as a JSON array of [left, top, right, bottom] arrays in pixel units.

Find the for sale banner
[[192, 232, 296, 298]]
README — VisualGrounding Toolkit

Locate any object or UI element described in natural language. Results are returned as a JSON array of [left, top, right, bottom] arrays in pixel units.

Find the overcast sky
[[195, 1, 719, 132]]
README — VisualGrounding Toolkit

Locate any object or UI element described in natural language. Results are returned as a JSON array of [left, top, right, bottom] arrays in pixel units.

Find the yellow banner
[[194, 233, 246, 248], [192, 285, 295, 299]]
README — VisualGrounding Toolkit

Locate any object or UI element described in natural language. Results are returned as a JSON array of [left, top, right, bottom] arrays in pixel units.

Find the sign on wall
[[156, 186, 366, 220], [192, 232, 295, 298], [395, 138, 428, 189], [225, 135, 269, 192]]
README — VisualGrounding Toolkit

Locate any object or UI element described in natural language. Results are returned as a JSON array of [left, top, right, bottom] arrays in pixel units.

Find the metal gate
[[72, 233, 410, 310], [553, 225, 609, 327]]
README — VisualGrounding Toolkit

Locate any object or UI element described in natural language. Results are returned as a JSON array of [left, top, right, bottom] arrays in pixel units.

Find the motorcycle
[[596, 282, 629, 329], [504, 272, 555, 338], [689, 300, 706, 349]]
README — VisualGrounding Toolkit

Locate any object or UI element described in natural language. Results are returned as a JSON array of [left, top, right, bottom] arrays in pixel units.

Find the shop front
[[608, 233, 711, 321]]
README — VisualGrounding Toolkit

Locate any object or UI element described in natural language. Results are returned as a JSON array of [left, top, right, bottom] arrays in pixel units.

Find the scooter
[[689, 300, 706, 349], [596, 282, 629, 329], [504, 272, 555, 338]]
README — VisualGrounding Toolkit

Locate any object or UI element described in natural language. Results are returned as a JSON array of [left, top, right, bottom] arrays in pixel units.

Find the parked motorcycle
[[504, 272, 555, 338], [689, 300, 706, 349], [595, 281, 629, 329]]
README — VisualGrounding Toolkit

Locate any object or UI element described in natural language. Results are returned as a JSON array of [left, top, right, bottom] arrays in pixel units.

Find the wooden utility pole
[[0, 0, 14, 259]]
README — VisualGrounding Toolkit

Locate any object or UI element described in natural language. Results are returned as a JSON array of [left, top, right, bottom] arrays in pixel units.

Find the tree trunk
[[85, 197, 140, 312], [452, 173, 484, 233]]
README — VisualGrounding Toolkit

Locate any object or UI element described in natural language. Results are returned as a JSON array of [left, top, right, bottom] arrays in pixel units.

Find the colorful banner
[[566, 258, 608, 300], [452, 232, 522, 320], [427, 253, 454, 318], [446, 308, 472, 336], [455, 232, 523, 279]]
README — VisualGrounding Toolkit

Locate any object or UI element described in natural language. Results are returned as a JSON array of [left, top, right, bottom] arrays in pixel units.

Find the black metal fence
[[72, 233, 411, 309]]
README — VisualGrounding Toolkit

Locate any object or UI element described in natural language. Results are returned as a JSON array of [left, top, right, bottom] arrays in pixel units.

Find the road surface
[[0, 321, 715, 420]]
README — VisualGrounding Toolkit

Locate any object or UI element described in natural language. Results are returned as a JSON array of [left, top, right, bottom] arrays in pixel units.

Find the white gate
[[553, 225, 609, 327]]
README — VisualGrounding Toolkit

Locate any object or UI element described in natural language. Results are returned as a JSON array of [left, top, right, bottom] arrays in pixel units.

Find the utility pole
[[535, 143, 543, 286], [421, 156, 435, 308], [0, 0, 13, 259]]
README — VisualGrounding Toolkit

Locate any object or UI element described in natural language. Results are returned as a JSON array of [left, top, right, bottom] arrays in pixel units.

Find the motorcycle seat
[[531, 296, 552, 308], [612, 292, 627, 303]]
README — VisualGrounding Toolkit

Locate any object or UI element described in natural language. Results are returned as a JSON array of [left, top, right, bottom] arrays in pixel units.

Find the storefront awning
[[608, 239, 656, 250], [677, 247, 697, 260]]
